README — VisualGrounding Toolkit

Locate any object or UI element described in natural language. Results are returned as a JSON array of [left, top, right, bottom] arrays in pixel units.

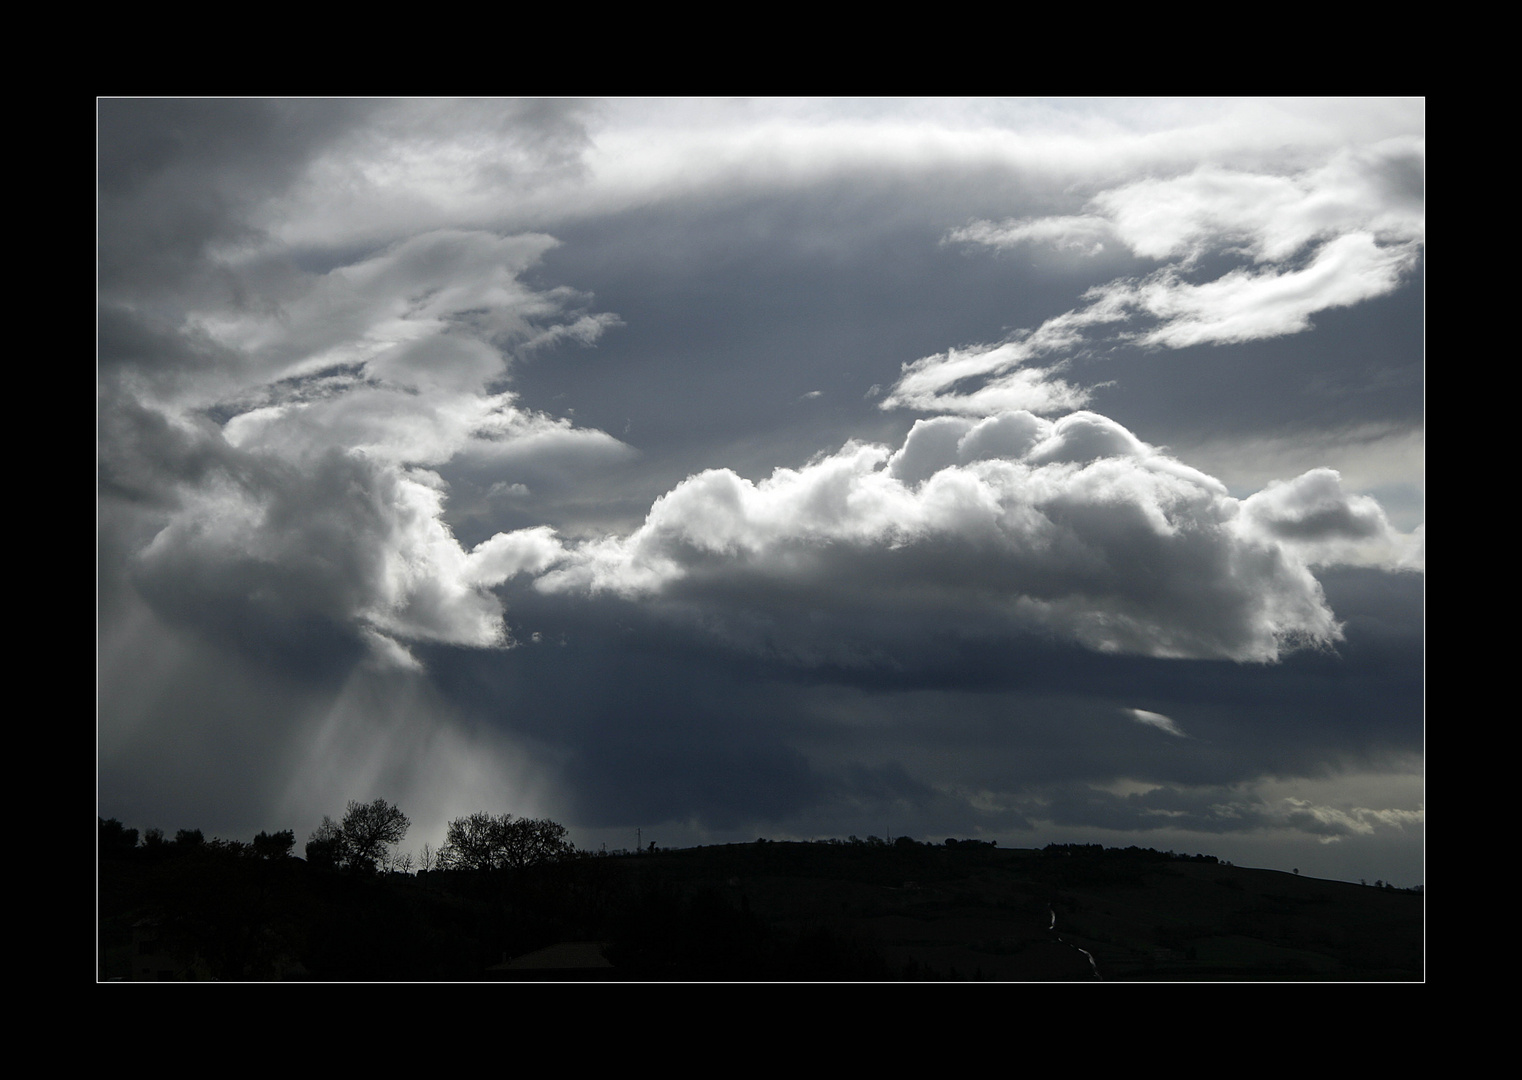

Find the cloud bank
[[533, 410, 1416, 664]]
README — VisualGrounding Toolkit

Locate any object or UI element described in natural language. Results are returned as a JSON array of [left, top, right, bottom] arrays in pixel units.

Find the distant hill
[[99, 837, 1423, 981]]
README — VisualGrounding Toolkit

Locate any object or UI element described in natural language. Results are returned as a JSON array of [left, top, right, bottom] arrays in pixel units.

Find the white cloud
[[1125, 708, 1186, 737], [535, 410, 1371, 663], [1165, 424, 1423, 506], [1116, 232, 1421, 349], [1277, 796, 1426, 840], [1089, 143, 1425, 264], [946, 215, 1112, 256], [464, 526, 567, 587], [1239, 468, 1424, 571], [956, 140, 1424, 267], [251, 99, 1421, 256], [197, 231, 564, 385], [133, 454, 512, 650], [1213, 768, 1426, 844], [361, 627, 426, 671], [913, 135, 1424, 408], [880, 340, 1096, 417], [878, 274, 1145, 416], [566, 100, 1421, 233], [122, 228, 631, 662]]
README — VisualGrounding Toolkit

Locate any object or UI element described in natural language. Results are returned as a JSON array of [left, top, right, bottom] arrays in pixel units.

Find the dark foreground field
[[99, 839, 1423, 981]]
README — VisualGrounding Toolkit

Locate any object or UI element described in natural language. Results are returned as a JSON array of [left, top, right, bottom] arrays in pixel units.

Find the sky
[[98, 98, 1424, 885]]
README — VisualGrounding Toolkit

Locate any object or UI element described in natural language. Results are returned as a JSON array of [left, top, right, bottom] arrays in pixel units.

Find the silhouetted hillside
[[99, 831, 1423, 981]]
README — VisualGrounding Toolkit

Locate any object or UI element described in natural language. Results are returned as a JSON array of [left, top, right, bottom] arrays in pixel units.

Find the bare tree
[[305, 799, 410, 872], [437, 813, 575, 871], [438, 812, 502, 870], [340, 799, 410, 871]]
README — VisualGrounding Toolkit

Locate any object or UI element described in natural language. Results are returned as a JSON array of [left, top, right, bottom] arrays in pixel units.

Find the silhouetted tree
[[437, 812, 501, 870], [509, 816, 575, 868], [99, 817, 138, 855], [340, 800, 409, 871], [252, 829, 295, 860], [305, 817, 344, 869], [305, 799, 410, 872], [437, 812, 574, 871]]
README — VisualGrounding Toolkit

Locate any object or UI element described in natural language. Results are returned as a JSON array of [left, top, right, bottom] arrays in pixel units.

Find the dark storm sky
[[98, 99, 1424, 883]]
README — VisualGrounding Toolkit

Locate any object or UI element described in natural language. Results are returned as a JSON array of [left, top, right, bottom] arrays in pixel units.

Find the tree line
[[302, 800, 577, 873], [101, 817, 296, 860], [101, 799, 578, 876]]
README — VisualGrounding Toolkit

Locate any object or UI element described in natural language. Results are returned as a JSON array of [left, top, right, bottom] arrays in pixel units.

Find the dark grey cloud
[[130, 448, 409, 668], [399, 555, 1419, 853], [98, 99, 363, 299], [523, 180, 1121, 485]]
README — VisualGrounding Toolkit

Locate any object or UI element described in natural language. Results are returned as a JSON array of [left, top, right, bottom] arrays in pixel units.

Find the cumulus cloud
[[131, 452, 514, 667], [902, 138, 1424, 411], [109, 226, 630, 670], [464, 526, 567, 587], [1240, 468, 1423, 571], [533, 410, 1375, 663]]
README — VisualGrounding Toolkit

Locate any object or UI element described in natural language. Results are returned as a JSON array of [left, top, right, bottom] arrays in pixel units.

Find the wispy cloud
[[1124, 708, 1186, 737], [897, 138, 1424, 413], [947, 215, 1112, 256]]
